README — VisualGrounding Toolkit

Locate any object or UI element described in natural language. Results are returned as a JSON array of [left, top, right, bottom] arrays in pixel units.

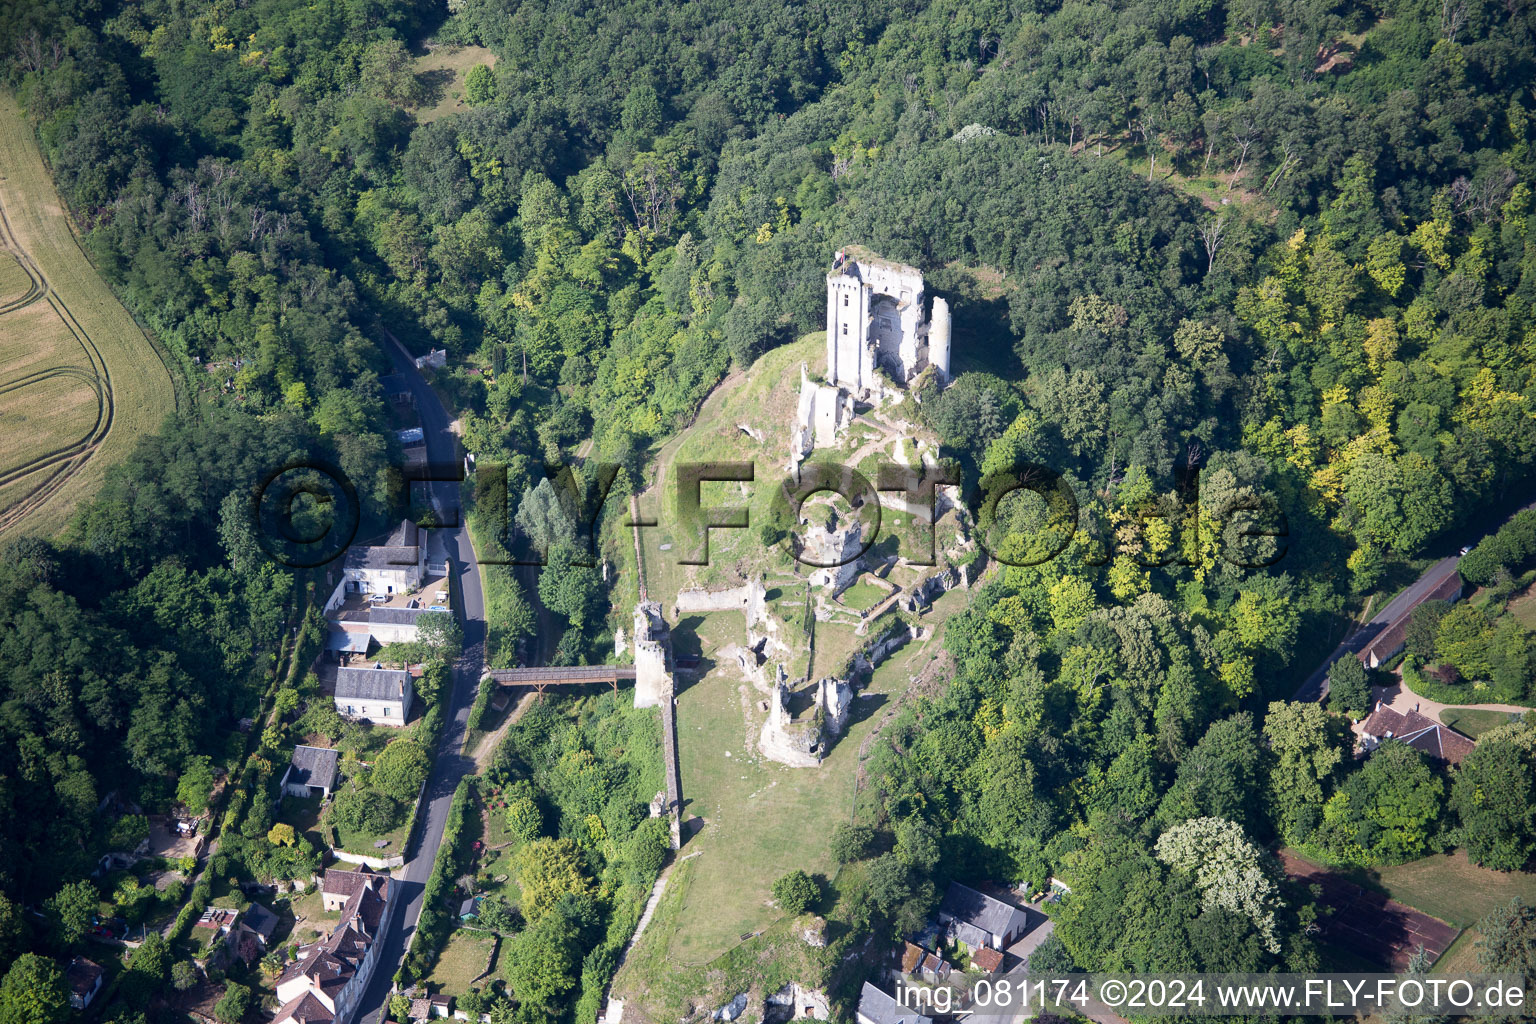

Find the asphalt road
[[352, 335, 487, 1024], [1291, 556, 1460, 703]]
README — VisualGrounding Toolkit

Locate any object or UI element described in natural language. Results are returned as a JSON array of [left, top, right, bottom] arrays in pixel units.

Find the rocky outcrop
[[765, 982, 832, 1022]]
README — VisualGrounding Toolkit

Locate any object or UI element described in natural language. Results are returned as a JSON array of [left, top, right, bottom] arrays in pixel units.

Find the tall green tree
[[0, 954, 68, 1024], [1263, 701, 1348, 840]]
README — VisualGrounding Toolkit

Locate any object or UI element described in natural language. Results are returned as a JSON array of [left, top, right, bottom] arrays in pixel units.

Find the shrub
[[830, 823, 876, 864], [372, 739, 430, 802], [332, 789, 402, 836], [213, 981, 250, 1023], [771, 869, 821, 915], [505, 795, 543, 842]]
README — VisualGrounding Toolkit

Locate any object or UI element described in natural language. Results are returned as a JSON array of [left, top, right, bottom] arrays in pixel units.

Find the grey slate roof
[[370, 606, 430, 625], [327, 631, 371, 653], [939, 882, 1030, 943], [857, 982, 933, 1024], [243, 902, 280, 941], [343, 519, 420, 570], [344, 545, 420, 570], [288, 745, 340, 792], [335, 666, 411, 701]]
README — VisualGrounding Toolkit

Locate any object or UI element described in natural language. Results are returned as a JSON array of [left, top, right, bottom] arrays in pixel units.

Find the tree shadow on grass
[[415, 68, 456, 108]]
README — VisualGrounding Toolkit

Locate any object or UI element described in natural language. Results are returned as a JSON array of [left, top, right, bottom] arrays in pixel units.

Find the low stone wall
[[674, 578, 767, 627], [331, 849, 405, 870]]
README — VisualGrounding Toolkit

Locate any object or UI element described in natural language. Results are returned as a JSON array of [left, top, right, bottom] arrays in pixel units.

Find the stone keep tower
[[631, 601, 673, 709], [825, 247, 951, 394]]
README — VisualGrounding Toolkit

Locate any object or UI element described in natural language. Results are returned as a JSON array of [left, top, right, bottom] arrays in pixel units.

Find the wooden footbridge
[[485, 664, 637, 695]]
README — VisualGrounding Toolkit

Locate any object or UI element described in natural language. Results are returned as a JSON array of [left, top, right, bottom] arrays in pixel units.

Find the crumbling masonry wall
[[632, 601, 682, 847]]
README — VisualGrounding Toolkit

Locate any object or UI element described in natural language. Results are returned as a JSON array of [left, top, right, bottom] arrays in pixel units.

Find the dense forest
[[1, 0, 1536, 1020]]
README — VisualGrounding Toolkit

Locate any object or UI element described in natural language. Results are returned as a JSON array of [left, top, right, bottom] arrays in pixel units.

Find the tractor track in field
[[0, 194, 115, 532]]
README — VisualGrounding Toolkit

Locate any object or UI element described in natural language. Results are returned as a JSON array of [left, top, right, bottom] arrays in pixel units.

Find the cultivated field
[[0, 93, 179, 535]]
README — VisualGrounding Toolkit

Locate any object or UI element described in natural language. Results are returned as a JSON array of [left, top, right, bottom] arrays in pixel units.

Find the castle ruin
[[631, 600, 683, 848], [825, 246, 950, 394], [758, 676, 854, 767], [632, 600, 673, 710], [793, 247, 951, 464]]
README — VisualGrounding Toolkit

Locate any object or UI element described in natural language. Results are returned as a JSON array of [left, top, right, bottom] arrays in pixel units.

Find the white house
[[334, 666, 414, 725], [66, 958, 104, 1010], [274, 874, 393, 1024], [856, 982, 932, 1024], [337, 520, 426, 599], [937, 882, 1033, 951]]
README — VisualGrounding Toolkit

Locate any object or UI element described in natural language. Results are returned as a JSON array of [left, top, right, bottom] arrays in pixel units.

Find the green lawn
[[838, 580, 891, 612], [1372, 851, 1536, 928], [428, 930, 498, 996], [413, 45, 497, 124], [1440, 708, 1521, 738], [279, 793, 324, 844], [611, 857, 827, 1021], [1506, 586, 1536, 631], [652, 586, 953, 966], [286, 887, 340, 944], [326, 795, 412, 858], [1432, 929, 1484, 976]]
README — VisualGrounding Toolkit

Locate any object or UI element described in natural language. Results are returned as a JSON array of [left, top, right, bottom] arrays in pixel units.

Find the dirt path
[[1372, 673, 1531, 724], [470, 691, 538, 767]]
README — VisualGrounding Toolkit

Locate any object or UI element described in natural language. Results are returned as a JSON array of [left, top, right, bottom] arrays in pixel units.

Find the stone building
[[333, 666, 414, 726], [804, 516, 865, 597], [825, 247, 950, 394], [794, 247, 952, 464], [791, 363, 854, 461], [631, 601, 674, 710], [758, 676, 852, 767]]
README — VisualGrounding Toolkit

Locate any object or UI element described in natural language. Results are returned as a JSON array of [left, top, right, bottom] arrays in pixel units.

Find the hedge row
[[168, 877, 213, 943], [466, 675, 496, 731], [401, 776, 477, 983]]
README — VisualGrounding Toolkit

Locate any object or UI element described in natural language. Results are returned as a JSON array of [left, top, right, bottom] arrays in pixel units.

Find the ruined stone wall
[[674, 578, 762, 617], [631, 600, 682, 848], [929, 295, 952, 379], [824, 248, 950, 392], [807, 520, 864, 596], [758, 682, 823, 767]]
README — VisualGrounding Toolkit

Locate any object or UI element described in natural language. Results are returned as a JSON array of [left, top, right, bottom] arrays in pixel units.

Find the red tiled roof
[[1358, 571, 1464, 665], [901, 942, 924, 973], [195, 907, 239, 930], [321, 866, 375, 899], [1360, 702, 1477, 765], [972, 947, 1005, 973], [272, 990, 336, 1024]]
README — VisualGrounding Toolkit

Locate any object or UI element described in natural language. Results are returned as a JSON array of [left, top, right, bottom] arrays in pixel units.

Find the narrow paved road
[[352, 333, 487, 1024], [1292, 556, 1460, 702], [1293, 494, 1536, 704]]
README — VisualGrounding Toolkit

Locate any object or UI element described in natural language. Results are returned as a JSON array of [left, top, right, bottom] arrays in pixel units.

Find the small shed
[[281, 745, 340, 800]]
